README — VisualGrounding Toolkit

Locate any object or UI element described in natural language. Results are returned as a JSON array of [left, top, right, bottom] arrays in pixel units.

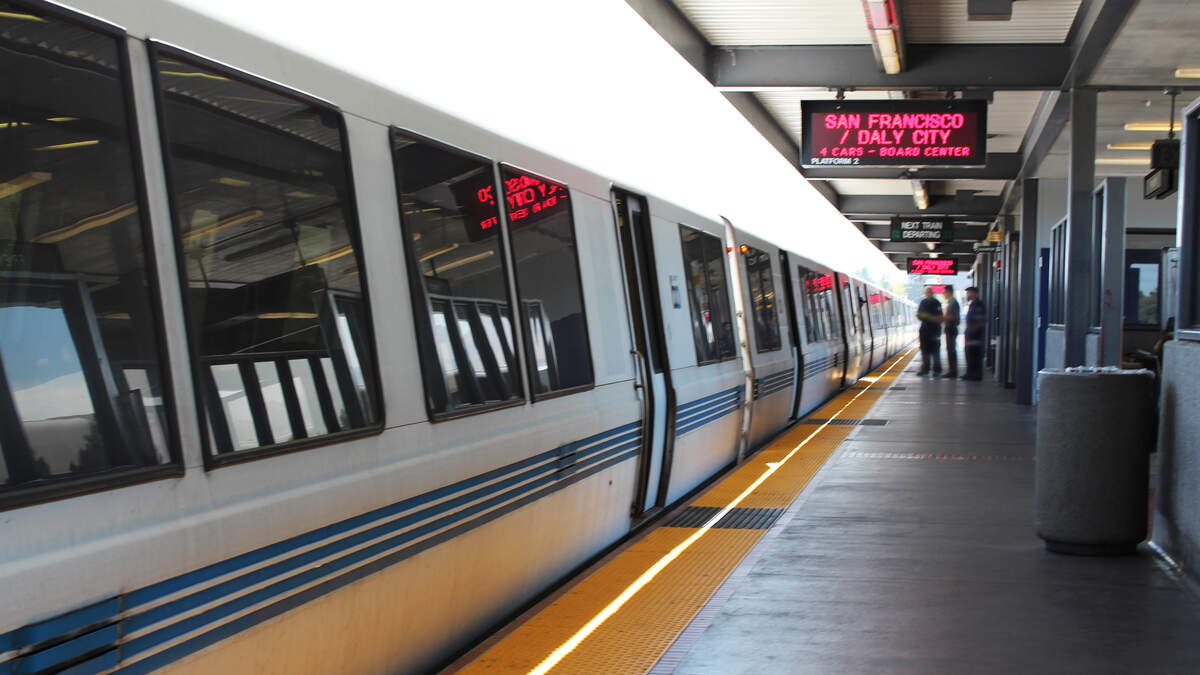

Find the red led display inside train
[[805, 274, 833, 293], [909, 258, 958, 275], [501, 173, 569, 227], [869, 293, 884, 304]]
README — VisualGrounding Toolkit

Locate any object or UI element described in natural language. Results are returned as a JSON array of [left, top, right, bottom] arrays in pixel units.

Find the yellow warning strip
[[455, 349, 916, 675]]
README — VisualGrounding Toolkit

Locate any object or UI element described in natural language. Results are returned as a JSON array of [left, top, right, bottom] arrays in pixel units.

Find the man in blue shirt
[[916, 287, 942, 376], [963, 286, 986, 380]]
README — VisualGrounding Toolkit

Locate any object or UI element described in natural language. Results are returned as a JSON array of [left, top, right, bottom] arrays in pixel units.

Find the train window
[[152, 48, 380, 460], [680, 226, 736, 364], [839, 279, 859, 335], [391, 132, 522, 416], [742, 246, 781, 352], [499, 166, 593, 397], [1124, 250, 1162, 326], [0, 5, 178, 500], [799, 268, 837, 343]]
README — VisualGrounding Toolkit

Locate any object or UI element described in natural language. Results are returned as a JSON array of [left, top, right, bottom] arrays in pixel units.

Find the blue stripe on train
[[0, 421, 642, 674], [675, 387, 741, 437]]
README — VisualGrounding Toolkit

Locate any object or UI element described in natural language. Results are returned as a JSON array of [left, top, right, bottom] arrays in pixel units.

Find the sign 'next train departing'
[[801, 99, 987, 167]]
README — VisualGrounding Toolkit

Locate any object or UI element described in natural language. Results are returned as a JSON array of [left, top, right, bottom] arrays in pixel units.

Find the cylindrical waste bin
[[1035, 367, 1155, 555]]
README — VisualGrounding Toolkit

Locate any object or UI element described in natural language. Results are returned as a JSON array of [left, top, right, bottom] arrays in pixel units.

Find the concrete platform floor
[[663, 365, 1200, 674]]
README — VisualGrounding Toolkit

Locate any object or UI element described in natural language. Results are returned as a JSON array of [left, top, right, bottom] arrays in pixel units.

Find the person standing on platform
[[963, 286, 986, 380], [941, 285, 960, 378], [916, 286, 943, 377]]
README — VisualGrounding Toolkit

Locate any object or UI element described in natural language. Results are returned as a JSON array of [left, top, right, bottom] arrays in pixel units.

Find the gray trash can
[[1035, 367, 1156, 555]]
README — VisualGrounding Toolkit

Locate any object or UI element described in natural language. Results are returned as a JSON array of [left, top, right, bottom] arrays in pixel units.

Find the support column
[[996, 218, 1012, 384], [1064, 89, 1096, 367], [1016, 179, 1039, 403], [1100, 177, 1126, 366]]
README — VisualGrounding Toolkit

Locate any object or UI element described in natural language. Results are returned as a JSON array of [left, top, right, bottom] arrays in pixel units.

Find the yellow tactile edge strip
[[454, 349, 916, 675]]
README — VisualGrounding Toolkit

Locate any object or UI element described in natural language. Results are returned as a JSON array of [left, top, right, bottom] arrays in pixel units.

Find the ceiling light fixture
[[1096, 157, 1151, 165], [1124, 121, 1183, 132], [182, 208, 264, 244], [33, 139, 99, 151], [302, 245, 355, 267], [0, 171, 51, 200], [32, 202, 137, 244], [1174, 67, 1200, 78], [433, 250, 494, 273], [418, 243, 460, 262], [1107, 142, 1153, 151], [911, 179, 929, 210]]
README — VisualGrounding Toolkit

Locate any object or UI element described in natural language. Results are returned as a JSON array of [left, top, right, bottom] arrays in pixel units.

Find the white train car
[[0, 1, 915, 673]]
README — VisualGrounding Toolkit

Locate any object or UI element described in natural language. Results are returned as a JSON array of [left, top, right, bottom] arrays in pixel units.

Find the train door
[[856, 282, 875, 370], [613, 189, 676, 518], [780, 251, 804, 419], [832, 273, 855, 387]]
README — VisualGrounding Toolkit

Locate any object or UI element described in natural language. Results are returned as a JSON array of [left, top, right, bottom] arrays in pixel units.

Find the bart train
[[0, 1, 916, 672]]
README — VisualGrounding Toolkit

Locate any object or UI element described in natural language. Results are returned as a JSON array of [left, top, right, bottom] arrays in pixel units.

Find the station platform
[[447, 349, 1200, 674]]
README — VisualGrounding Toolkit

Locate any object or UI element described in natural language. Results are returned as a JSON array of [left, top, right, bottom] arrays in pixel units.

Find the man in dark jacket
[[916, 287, 942, 376], [941, 285, 960, 378], [963, 286, 986, 380]]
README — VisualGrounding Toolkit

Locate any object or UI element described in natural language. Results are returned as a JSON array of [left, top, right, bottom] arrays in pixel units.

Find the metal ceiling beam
[[808, 180, 841, 209], [840, 194, 1003, 218], [711, 44, 1069, 90], [625, 0, 711, 77], [1062, 0, 1138, 89], [878, 241, 982, 254], [721, 91, 802, 170], [999, 0, 1137, 215], [861, 223, 991, 241], [802, 152, 1020, 180]]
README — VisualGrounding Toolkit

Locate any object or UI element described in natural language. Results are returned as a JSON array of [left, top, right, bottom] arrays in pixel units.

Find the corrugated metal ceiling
[[673, 0, 871, 45], [904, 0, 1082, 44], [673, 0, 1083, 46]]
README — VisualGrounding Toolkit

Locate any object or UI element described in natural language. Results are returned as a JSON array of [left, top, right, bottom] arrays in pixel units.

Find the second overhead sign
[[890, 217, 955, 243]]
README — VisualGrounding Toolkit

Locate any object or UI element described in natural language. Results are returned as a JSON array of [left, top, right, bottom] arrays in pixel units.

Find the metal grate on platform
[[665, 506, 785, 530]]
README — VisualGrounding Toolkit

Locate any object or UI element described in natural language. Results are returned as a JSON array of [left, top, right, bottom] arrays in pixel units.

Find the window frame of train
[[797, 266, 839, 344], [390, 128, 527, 420], [497, 163, 594, 401], [1179, 95, 1200, 341], [148, 43, 384, 467], [0, 1, 185, 508], [678, 224, 737, 365], [741, 245, 782, 353]]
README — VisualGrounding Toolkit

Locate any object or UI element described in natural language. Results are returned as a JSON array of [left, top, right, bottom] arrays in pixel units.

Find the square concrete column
[[1016, 179, 1039, 403], [1064, 89, 1096, 367]]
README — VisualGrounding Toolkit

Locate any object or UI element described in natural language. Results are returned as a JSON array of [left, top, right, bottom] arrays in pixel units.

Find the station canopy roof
[[629, 0, 1200, 270]]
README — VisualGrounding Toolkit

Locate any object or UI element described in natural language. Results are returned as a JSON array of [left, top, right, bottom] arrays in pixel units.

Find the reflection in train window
[[0, 5, 175, 496], [680, 226, 736, 364], [152, 48, 380, 457], [392, 132, 522, 415], [742, 246, 781, 352], [500, 166, 593, 397]]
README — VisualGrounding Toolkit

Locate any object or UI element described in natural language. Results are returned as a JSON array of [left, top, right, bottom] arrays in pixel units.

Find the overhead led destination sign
[[909, 258, 958, 275], [801, 99, 987, 167], [891, 217, 954, 243]]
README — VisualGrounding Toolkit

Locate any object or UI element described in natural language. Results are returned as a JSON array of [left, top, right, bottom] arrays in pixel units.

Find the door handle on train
[[631, 348, 648, 391]]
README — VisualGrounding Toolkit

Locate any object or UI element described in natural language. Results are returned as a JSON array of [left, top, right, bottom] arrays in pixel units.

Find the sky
[[168, 0, 906, 288]]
